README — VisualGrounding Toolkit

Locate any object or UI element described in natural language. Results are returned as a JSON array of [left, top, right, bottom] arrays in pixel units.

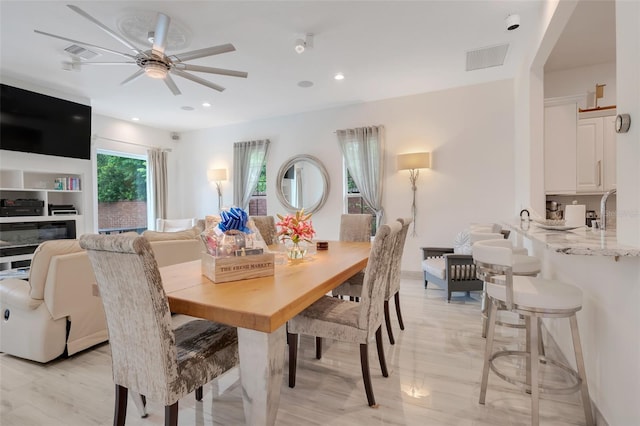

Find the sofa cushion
[[422, 257, 446, 280], [29, 239, 83, 300], [142, 228, 198, 241]]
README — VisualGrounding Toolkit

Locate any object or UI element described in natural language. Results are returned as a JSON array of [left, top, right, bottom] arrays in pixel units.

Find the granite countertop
[[504, 221, 640, 257]]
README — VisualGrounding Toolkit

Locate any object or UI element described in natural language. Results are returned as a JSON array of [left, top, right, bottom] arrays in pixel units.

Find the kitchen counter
[[504, 221, 640, 257]]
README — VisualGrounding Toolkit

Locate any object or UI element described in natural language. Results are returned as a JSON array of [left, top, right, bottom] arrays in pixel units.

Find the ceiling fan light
[[145, 63, 168, 79]]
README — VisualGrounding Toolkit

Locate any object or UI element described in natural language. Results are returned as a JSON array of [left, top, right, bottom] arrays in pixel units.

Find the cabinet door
[[544, 103, 577, 194], [603, 115, 616, 191], [577, 117, 603, 192]]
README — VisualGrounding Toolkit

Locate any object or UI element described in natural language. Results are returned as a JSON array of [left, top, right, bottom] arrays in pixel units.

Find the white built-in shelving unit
[[0, 169, 84, 270]]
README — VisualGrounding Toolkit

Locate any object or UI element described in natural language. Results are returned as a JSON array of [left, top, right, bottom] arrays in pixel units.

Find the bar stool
[[473, 239, 594, 426], [469, 233, 541, 339]]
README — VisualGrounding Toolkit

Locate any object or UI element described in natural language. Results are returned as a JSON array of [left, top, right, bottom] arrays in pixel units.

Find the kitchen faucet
[[600, 188, 617, 230]]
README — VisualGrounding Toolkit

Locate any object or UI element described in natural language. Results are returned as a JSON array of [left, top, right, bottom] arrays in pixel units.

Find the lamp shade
[[207, 168, 227, 182], [397, 152, 431, 170]]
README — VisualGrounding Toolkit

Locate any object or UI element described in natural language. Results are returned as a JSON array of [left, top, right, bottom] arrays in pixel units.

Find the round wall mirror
[[276, 154, 329, 214]]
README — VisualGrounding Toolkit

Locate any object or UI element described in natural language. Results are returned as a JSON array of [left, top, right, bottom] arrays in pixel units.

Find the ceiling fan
[[34, 5, 248, 95]]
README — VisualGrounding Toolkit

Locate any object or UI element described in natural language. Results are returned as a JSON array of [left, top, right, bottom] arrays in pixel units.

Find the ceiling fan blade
[[171, 69, 225, 92], [163, 74, 181, 96], [76, 61, 136, 65], [34, 30, 136, 60], [120, 69, 145, 86], [169, 44, 236, 63], [151, 13, 170, 56], [173, 63, 248, 78], [67, 5, 147, 57]]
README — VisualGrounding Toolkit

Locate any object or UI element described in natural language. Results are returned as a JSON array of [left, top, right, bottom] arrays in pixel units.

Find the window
[[248, 163, 267, 216], [345, 168, 376, 235], [97, 151, 148, 234]]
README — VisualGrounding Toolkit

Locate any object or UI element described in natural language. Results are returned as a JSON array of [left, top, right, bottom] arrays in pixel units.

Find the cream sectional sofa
[[0, 226, 205, 363]]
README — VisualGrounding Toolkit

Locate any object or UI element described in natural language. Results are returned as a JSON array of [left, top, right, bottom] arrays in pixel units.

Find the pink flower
[[276, 209, 316, 244]]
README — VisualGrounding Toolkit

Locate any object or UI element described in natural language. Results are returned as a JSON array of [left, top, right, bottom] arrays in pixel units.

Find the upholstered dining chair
[[249, 215, 278, 245], [331, 217, 412, 345], [339, 213, 372, 242], [333, 213, 372, 303], [287, 221, 401, 407], [79, 233, 239, 426], [311, 214, 373, 356]]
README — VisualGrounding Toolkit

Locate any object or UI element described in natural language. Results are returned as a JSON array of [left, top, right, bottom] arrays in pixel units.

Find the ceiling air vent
[[466, 44, 509, 71], [64, 44, 99, 60]]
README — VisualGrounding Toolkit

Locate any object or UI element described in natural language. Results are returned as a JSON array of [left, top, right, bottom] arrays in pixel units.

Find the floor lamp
[[207, 168, 227, 212], [397, 152, 431, 236]]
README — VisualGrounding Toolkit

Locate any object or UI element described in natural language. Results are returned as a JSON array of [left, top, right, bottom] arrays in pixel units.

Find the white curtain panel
[[336, 126, 385, 228], [233, 140, 270, 210], [147, 148, 168, 225]]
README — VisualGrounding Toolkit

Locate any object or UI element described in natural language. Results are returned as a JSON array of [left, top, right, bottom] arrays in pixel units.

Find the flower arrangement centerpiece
[[276, 209, 316, 260]]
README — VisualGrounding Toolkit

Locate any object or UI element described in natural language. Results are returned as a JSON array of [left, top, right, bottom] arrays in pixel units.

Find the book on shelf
[[53, 177, 81, 191]]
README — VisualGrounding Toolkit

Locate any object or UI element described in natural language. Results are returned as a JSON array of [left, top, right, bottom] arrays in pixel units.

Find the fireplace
[[0, 220, 77, 258]]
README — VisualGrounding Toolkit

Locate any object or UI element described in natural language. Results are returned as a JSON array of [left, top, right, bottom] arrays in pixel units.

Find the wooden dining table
[[160, 241, 371, 426]]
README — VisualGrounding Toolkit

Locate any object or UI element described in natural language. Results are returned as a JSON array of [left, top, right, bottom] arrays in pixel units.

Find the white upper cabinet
[[576, 115, 616, 192], [544, 101, 577, 194]]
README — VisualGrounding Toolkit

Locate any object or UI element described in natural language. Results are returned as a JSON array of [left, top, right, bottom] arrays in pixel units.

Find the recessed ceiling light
[[131, 117, 140, 121], [334, 72, 345, 80], [297, 80, 313, 88], [181, 106, 195, 111], [202, 102, 211, 108]]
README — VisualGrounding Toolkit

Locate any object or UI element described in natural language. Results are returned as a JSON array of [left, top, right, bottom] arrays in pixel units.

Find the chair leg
[[315, 337, 322, 359], [288, 333, 298, 388], [195, 386, 203, 401], [525, 316, 532, 392], [394, 291, 405, 330], [479, 301, 498, 404], [114, 384, 128, 426], [569, 315, 595, 426], [530, 314, 540, 426], [537, 317, 546, 362], [165, 402, 178, 426], [481, 284, 488, 338], [384, 300, 395, 345], [375, 326, 389, 377], [359, 343, 376, 407]]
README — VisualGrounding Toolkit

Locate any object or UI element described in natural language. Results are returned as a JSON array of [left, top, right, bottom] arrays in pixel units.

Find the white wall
[[175, 79, 516, 272], [615, 0, 640, 247], [545, 62, 616, 106]]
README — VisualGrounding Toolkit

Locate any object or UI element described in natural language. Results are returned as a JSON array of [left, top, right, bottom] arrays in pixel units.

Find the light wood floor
[[0, 279, 590, 425]]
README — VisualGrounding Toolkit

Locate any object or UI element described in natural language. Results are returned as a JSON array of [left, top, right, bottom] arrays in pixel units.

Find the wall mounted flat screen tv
[[0, 84, 91, 160]]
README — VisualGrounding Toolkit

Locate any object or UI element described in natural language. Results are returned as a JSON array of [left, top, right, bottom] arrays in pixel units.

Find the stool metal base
[[480, 300, 594, 426], [489, 350, 582, 395]]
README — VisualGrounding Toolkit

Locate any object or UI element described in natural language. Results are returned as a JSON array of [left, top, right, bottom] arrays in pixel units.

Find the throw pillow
[[453, 230, 472, 255]]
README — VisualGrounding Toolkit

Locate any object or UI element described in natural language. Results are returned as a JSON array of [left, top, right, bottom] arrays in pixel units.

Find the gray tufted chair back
[[339, 214, 372, 242], [386, 217, 412, 299], [250, 215, 278, 245], [80, 234, 178, 403], [357, 220, 402, 334]]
